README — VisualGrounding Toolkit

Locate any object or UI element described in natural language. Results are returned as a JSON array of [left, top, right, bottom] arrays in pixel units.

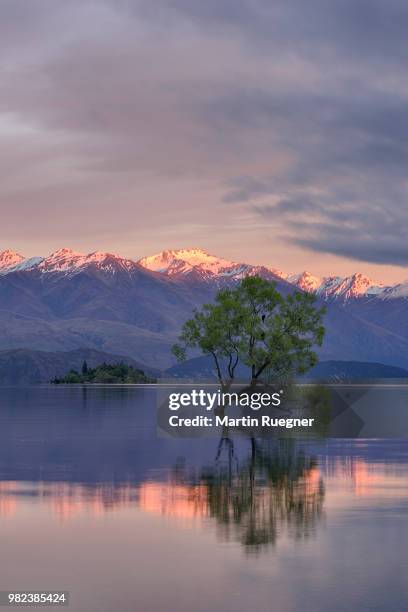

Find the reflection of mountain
[[0, 437, 326, 554], [1, 459, 406, 515], [2, 453, 408, 558], [1, 386, 408, 556], [0, 482, 140, 520], [0, 386, 407, 484]]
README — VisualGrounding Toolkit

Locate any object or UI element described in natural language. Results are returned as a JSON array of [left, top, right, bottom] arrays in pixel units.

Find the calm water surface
[[0, 386, 407, 612]]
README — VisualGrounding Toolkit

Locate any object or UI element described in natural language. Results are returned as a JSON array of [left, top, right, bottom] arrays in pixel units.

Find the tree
[[172, 287, 243, 389], [172, 276, 325, 388], [52, 363, 156, 384], [82, 360, 88, 376]]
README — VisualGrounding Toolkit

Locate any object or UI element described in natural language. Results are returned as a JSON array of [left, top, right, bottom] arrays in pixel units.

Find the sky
[[1, 0, 408, 281]]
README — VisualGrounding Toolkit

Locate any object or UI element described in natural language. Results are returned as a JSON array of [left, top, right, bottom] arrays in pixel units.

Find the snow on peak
[[37, 248, 84, 273], [7, 256, 44, 273], [138, 248, 234, 275], [0, 246, 399, 301], [0, 247, 138, 277], [318, 273, 384, 300], [288, 270, 385, 300], [84, 251, 137, 273], [53, 248, 80, 256], [288, 271, 322, 293], [380, 280, 408, 300], [0, 249, 25, 272], [37, 249, 137, 275], [138, 248, 285, 282]]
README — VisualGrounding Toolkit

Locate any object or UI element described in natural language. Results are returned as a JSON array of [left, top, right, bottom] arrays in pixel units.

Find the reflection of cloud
[[138, 444, 327, 552], [47, 483, 139, 520], [0, 482, 18, 518], [139, 482, 208, 521], [0, 482, 139, 522], [323, 458, 408, 500], [0, 456, 407, 525]]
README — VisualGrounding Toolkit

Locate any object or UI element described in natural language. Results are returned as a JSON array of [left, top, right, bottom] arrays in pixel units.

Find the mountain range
[[1, 246, 408, 372], [2, 246, 407, 299]]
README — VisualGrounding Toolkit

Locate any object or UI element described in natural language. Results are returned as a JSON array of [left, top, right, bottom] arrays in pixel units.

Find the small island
[[52, 361, 156, 384]]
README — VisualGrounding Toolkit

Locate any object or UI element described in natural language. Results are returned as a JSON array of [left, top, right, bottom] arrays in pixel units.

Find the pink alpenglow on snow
[[0, 246, 403, 300], [37, 249, 138, 275], [288, 271, 322, 293], [0, 250, 25, 272], [138, 248, 285, 282]]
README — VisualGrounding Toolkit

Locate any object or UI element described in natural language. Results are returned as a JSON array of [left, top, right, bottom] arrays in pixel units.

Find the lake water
[[0, 386, 408, 612]]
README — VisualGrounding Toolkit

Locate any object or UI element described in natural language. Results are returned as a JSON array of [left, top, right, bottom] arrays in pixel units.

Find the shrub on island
[[52, 362, 156, 384]]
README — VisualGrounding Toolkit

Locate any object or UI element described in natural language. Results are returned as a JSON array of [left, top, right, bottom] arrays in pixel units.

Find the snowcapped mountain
[[136, 249, 396, 300], [7, 256, 44, 273], [0, 246, 401, 301], [376, 280, 408, 300], [138, 248, 233, 275], [36, 248, 139, 276], [288, 271, 322, 293], [0, 250, 44, 275], [0, 250, 25, 274], [138, 247, 285, 283], [0, 248, 142, 279], [290, 271, 385, 301], [317, 273, 385, 300]]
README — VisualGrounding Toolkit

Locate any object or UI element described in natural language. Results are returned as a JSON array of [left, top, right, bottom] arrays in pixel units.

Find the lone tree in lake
[[172, 276, 325, 388]]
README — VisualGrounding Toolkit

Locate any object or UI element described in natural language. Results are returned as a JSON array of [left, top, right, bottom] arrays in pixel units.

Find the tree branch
[[210, 351, 224, 387]]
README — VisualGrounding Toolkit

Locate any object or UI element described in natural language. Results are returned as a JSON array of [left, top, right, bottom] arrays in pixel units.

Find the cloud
[[1, 0, 408, 266], [218, 86, 408, 264], [298, 228, 408, 267]]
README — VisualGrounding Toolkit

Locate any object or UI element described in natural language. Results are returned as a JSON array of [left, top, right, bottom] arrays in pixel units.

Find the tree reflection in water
[[173, 435, 325, 553]]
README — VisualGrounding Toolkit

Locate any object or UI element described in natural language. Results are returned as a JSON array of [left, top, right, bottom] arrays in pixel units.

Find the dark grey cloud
[[217, 85, 408, 264], [298, 229, 408, 267], [252, 180, 408, 265], [135, 0, 408, 64]]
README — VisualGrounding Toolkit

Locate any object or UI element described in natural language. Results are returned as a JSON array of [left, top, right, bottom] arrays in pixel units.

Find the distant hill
[[0, 348, 161, 385], [303, 360, 408, 381], [165, 355, 408, 381]]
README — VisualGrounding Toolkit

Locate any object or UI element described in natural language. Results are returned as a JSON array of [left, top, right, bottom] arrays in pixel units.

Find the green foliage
[[60, 369, 83, 384], [52, 362, 156, 384], [172, 276, 325, 387]]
